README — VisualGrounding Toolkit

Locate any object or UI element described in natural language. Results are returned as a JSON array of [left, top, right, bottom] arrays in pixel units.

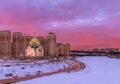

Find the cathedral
[[0, 30, 70, 59]]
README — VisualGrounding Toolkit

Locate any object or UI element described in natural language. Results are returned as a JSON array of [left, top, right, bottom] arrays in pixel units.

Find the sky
[[0, 0, 120, 50]]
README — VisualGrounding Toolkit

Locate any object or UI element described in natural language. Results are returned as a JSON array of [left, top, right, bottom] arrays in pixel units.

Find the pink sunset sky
[[0, 0, 120, 50]]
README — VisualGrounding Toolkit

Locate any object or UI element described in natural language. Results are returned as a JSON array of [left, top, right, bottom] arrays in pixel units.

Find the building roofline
[[0, 30, 11, 32], [49, 32, 55, 34], [21, 36, 33, 38]]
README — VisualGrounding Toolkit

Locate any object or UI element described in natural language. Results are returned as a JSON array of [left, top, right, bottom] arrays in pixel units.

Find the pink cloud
[[0, 0, 120, 50]]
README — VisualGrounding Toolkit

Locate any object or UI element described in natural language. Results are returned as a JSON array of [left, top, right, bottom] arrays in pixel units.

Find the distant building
[[93, 48, 105, 53], [105, 48, 119, 54], [70, 50, 90, 56], [0, 30, 70, 59]]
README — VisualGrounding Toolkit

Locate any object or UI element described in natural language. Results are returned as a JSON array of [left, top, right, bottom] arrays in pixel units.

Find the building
[[105, 48, 119, 54], [0, 30, 12, 58], [63, 43, 70, 56], [0, 30, 70, 59], [57, 43, 70, 56], [57, 43, 64, 56]]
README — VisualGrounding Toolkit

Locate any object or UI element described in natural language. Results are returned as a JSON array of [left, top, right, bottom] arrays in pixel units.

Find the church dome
[[29, 38, 40, 46]]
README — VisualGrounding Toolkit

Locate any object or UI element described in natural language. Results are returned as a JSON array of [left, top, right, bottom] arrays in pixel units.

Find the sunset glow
[[0, 0, 120, 50]]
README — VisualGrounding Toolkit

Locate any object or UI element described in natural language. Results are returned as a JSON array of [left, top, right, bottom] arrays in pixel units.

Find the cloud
[[0, 0, 120, 49]]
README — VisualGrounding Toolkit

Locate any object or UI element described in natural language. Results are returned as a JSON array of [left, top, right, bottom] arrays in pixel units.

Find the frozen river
[[15, 56, 120, 84]]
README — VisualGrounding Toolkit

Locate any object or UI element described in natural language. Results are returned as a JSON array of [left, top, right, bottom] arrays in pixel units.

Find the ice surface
[[14, 56, 120, 84]]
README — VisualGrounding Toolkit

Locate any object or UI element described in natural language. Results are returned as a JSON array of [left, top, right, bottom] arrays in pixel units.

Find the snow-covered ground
[[0, 59, 69, 79], [15, 56, 120, 84]]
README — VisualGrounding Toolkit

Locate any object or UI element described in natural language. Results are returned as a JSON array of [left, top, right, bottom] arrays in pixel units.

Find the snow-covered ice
[[14, 56, 120, 84]]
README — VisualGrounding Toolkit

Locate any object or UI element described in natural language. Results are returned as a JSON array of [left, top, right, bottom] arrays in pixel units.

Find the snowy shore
[[0, 57, 85, 84]]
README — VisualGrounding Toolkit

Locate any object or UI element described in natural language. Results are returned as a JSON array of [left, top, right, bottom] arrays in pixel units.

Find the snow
[[0, 59, 68, 79], [14, 56, 120, 84]]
